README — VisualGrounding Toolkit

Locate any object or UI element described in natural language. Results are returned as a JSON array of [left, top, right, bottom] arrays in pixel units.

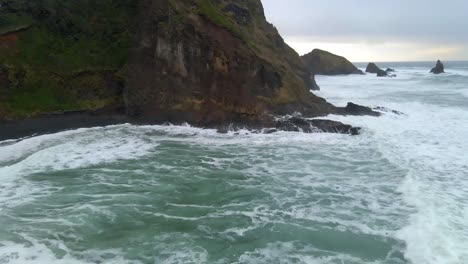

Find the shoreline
[[0, 111, 131, 142], [0, 108, 370, 141]]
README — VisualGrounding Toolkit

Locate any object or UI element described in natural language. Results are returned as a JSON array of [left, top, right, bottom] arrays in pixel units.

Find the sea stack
[[366, 63, 388, 77], [301, 49, 363, 75], [430, 60, 445, 74]]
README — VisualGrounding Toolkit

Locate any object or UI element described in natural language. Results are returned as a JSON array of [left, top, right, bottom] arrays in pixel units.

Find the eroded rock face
[[301, 49, 363, 75], [126, 0, 334, 126], [430, 60, 445, 74], [310, 75, 320, 91]]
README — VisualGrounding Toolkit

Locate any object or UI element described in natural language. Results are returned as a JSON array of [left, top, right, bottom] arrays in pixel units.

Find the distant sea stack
[[366, 63, 388, 77], [301, 49, 363, 75], [430, 60, 445, 74]]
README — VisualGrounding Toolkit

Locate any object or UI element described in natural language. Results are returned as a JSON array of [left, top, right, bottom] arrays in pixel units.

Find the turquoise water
[[1, 64, 468, 263]]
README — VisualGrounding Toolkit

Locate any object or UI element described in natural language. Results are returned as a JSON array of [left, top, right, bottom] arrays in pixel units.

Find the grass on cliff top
[[196, 0, 251, 42], [197, 0, 234, 30]]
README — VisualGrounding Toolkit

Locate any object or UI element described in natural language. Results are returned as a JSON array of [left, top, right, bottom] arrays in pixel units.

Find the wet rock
[[263, 128, 278, 134], [335, 102, 381, 117], [385, 68, 395, 72], [274, 116, 360, 135], [310, 119, 361, 135], [310, 74, 320, 91], [373, 106, 405, 115], [430, 60, 445, 74]]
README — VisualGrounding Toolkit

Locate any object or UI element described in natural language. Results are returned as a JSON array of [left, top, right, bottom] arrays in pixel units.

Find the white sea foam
[[0, 66, 467, 263], [0, 238, 142, 264], [317, 68, 468, 264]]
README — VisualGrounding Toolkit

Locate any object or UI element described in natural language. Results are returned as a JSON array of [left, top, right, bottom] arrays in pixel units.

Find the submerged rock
[[301, 49, 363, 75], [385, 68, 395, 72], [373, 106, 405, 115], [214, 114, 361, 135], [275, 116, 360, 135], [430, 60, 445, 74], [335, 102, 381, 117]]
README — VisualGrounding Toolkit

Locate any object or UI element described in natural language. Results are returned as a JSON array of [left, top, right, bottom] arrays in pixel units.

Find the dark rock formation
[[373, 106, 405, 116], [366, 63, 388, 77], [0, 0, 379, 138], [301, 49, 363, 75], [385, 68, 395, 72], [310, 75, 320, 91], [335, 102, 381, 117], [123, 0, 340, 127], [430, 60, 445, 74], [276, 117, 360, 135]]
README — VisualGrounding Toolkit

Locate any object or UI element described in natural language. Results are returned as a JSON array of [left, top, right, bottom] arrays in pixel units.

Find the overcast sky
[[261, 0, 468, 62]]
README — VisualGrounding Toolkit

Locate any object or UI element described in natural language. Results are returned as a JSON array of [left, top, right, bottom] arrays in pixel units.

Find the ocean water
[[1, 62, 468, 264]]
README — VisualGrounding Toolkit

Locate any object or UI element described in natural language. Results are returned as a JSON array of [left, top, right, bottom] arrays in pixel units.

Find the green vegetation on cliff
[[0, 0, 137, 119]]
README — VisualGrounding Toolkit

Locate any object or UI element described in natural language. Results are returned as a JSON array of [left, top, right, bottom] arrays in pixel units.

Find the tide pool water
[[1, 62, 467, 264]]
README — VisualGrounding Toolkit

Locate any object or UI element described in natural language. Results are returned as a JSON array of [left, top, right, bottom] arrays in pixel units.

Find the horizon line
[[350, 60, 468, 64]]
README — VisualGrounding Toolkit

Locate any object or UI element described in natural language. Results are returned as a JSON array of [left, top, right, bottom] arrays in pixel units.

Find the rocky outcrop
[[385, 68, 395, 72], [366, 63, 388, 77], [335, 102, 381, 117], [301, 49, 363, 75], [430, 60, 445, 74], [275, 117, 360, 135], [216, 115, 360, 135]]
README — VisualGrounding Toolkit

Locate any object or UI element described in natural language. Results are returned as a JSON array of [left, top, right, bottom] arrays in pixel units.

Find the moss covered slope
[[0, 0, 137, 119]]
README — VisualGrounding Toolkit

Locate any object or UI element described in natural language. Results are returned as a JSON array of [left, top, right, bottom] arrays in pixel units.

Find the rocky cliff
[[126, 0, 332, 126], [301, 49, 363, 76], [0, 0, 378, 137]]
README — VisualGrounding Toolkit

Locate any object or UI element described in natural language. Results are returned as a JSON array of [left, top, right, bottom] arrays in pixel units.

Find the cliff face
[[126, 0, 332, 126], [0, 0, 333, 124], [302, 49, 363, 75]]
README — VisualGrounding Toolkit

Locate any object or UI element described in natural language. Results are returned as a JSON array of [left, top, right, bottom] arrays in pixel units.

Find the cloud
[[261, 0, 468, 60], [262, 0, 468, 43]]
